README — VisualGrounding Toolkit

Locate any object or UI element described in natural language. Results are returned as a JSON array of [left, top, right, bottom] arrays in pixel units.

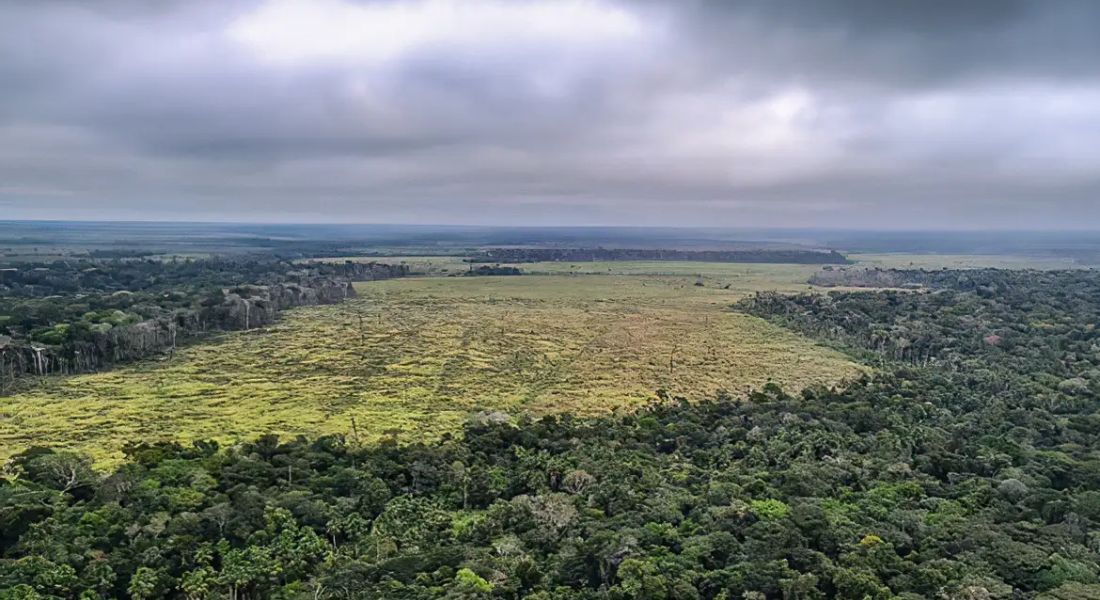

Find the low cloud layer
[[2, 0, 1099, 228]]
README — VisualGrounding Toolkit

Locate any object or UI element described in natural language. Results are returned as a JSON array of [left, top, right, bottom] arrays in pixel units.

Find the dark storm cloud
[[1, 0, 1099, 227], [678, 0, 1100, 90]]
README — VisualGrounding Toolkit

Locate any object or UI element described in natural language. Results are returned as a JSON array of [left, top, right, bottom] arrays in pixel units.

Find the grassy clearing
[[1, 272, 863, 466]]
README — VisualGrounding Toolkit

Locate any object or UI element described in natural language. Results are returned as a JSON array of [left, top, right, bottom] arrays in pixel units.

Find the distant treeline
[[469, 247, 851, 264], [805, 266, 1089, 290], [458, 265, 524, 277], [84, 249, 164, 259], [0, 258, 407, 391]]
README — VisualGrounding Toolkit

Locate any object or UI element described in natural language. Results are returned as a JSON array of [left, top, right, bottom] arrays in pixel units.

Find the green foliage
[[453, 568, 493, 596], [748, 499, 790, 521], [0, 257, 406, 388], [126, 567, 163, 600], [0, 268, 1098, 599]]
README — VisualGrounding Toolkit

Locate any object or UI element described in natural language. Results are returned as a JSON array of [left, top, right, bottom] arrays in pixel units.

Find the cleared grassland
[[0, 272, 864, 465]]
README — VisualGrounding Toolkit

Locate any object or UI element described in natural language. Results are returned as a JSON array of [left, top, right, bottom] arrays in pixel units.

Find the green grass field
[[0, 271, 863, 466]]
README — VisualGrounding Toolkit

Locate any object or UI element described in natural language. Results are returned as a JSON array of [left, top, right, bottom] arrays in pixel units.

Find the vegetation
[[0, 259, 406, 388], [805, 266, 1091, 290], [460, 266, 523, 277], [327, 254, 1086, 280], [3, 267, 1100, 598], [470, 248, 850, 265], [739, 268, 1100, 382], [337, 257, 837, 286], [305, 256, 472, 277], [0, 275, 860, 465], [847, 253, 1083, 270], [479, 262, 826, 284]]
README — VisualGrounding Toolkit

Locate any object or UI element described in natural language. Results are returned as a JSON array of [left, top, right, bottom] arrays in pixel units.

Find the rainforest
[[2, 224, 1100, 599]]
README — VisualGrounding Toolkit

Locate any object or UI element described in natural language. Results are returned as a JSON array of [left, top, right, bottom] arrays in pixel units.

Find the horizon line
[[2, 219, 1100, 235]]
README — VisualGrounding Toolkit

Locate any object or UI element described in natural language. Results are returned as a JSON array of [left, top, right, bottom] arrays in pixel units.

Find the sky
[[1, 0, 1099, 229]]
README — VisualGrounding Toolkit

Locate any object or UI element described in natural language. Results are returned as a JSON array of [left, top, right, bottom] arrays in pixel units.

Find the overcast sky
[[2, 0, 1099, 229]]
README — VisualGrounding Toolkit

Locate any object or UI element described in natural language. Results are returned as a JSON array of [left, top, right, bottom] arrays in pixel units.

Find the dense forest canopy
[[0, 258, 407, 389], [2, 267, 1099, 598]]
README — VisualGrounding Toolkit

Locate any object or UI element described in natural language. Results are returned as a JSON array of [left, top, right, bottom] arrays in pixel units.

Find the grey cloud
[[680, 0, 1100, 86], [0, 0, 1098, 227]]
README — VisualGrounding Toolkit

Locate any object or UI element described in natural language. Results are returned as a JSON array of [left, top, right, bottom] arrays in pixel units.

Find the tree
[[127, 567, 163, 600], [448, 568, 493, 599]]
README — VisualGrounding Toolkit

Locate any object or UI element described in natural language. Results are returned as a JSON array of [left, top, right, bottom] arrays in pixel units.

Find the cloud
[[1, 0, 1098, 228], [228, 0, 648, 67]]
